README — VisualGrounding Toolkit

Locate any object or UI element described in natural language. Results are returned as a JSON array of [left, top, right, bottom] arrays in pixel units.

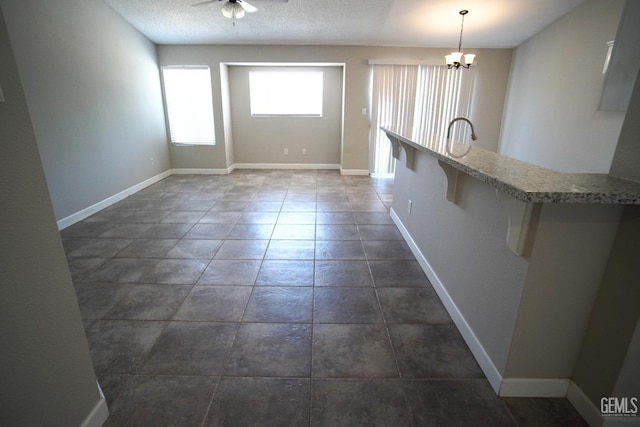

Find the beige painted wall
[[572, 205, 640, 407], [228, 65, 343, 166], [499, 0, 626, 173], [158, 45, 513, 172], [0, 8, 104, 425], [1, 0, 170, 221]]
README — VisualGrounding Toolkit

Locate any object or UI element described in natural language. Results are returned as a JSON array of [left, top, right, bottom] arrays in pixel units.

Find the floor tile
[[115, 238, 178, 258], [314, 287, 383, 323], [161, 210, 206, 223], [184, 223, 234, 239], [315, 240, 365, 260], [377, 287, 451, 324], [314, 261, 373, 286], [281, 201, 316, 212], [85, 258, 159, 283], [358, 224, 403, 240], [402, 380, 515, 426], [316, 224, 360, 240], [198, 260, 261, 285], [205, 378, 310, 427], [256, 260, 314, 286], [173, 286, 252, 322], [311, 379, 413, 427], [503, 397, 588, 427], [354, 212, 394, 225], [60, 221, 115, 238], [66, 238, 132, 258], [140, 322, 238, 375], [369, 260, 430, 287], [85, 320, 166, 373], [312, 324, 398, 378], [67, 257, 108, 282], [243, 286, 313, 323], [123, 210, 171, 223], [271, 224, 316, 240], [107, 375, 216, 427], [74, 283, 133, 319], [103, 284, 191, 320], [226, 223, 275, 239], [276, 212, 316, 224], [140, 223, 193, 239], [237, 211, 279, 224], [139, 259, 209, 285], [214, 239, 268, 259], [99, 223, 153, 238], [225, 323, 312, 377], [316, 212, 356, 224], [165, 239, 222, 259], [198, 211, 242, 224], [265, 239, 315, 259], [388, 324, 484, 379], [363, 240, 414, 260]]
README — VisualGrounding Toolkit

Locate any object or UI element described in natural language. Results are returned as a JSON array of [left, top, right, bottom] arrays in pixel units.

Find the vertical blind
[[370, 65, 476, 175]]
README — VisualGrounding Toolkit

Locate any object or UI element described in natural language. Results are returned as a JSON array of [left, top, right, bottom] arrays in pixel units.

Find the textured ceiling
[[102, 0, 585, 47]]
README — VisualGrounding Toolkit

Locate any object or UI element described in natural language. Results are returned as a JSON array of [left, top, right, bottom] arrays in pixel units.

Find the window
[[249, 70, 323, 116], [161, 66, 216, 145]]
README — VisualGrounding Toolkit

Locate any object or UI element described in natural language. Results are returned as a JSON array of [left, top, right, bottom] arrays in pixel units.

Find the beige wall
[[499, 0, 626, 173], [228, 65, 343, 166], [158, 45, 513, 172], [572, 205, 640, 408], [0, 7, 104, 425], [1, 0, 170, 221]]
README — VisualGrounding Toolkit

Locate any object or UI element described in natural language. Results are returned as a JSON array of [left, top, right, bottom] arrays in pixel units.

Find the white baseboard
[[57, 170, 172, 230], [499, 378, 570, 397], [340, 168, 370, 176], [80, 382, 109, 427], [171, 168, 232, 175], [390, 208, 504, 394], [233, 163, 340, 170]]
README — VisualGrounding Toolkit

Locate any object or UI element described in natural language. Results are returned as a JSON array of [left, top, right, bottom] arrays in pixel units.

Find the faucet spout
[[447, 117, 477, 141]]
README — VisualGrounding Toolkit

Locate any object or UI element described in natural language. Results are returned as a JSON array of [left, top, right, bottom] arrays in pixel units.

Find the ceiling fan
[[194, 0, 288, 26]]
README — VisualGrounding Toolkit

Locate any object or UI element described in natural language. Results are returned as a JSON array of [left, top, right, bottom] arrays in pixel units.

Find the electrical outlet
[[302, 148, 307, 155], [408, 200, 413, 214], [284, 148, 289, 155], [150, 157, 155, 166]]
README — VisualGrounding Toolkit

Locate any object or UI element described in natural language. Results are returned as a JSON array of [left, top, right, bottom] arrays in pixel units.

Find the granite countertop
[[381, 126, 640, 205]]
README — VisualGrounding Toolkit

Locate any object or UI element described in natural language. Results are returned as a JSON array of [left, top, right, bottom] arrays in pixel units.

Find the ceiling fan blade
[[239, 0, 258, 13], [191, 0, 218, 7]]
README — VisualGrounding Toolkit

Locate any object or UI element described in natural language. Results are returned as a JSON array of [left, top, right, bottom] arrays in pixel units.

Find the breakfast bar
[[381, 125, 640, 397]]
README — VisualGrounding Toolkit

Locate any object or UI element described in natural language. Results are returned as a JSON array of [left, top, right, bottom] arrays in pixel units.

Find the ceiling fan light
[[464, 53, 476, 66], [221, 2, 245, 19]]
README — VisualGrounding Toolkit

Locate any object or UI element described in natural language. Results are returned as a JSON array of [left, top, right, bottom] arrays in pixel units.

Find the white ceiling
[[102, 0, 585, 48]]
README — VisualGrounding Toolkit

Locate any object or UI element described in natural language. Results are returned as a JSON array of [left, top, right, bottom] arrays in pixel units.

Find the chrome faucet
[[447, 117, 477, 141]]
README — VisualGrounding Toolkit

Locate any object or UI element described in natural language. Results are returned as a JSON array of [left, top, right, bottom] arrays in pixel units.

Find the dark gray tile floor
[[62, 170, 587, 426]]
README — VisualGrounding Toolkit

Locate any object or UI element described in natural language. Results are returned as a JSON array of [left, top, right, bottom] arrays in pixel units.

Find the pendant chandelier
[[445, 10, 476, 69]]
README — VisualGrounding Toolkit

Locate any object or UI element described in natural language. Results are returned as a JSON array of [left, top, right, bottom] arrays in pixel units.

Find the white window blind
[[369, 65, 476, 175], [249, 70, 323, 116], [161, 66, 216, 145]]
